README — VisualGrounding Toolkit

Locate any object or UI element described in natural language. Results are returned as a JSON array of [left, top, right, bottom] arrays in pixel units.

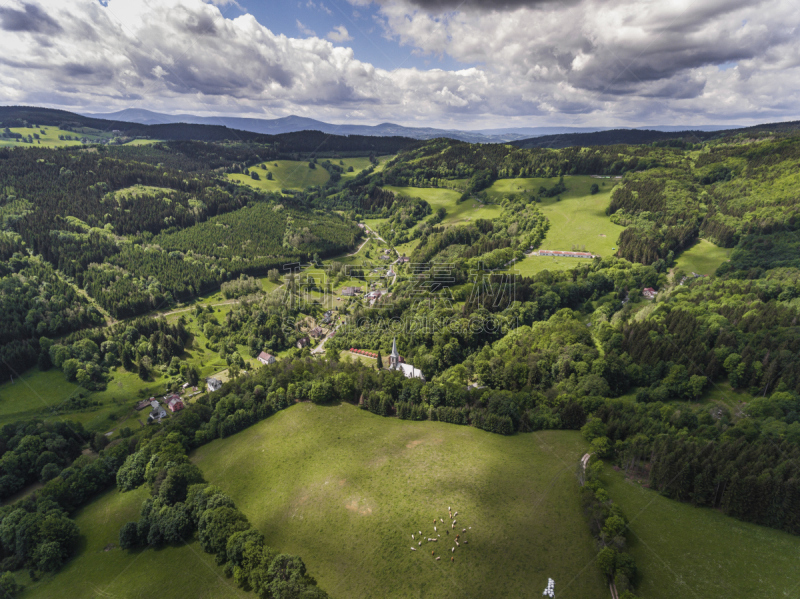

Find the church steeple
[[389, 337, 399, 370]]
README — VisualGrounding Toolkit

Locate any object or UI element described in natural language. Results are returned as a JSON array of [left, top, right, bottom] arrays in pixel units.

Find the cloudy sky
[[0, 0, 798, 128]]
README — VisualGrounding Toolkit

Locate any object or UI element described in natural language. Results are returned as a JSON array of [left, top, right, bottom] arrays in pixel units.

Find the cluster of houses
[[537, 250, 597, 259], [135, 393, 186, 422]]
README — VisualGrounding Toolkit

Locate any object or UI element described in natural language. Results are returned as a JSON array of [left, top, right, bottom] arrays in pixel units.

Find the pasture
[[675, 239, 731, 276], [383, 186, 502, 228], [227, 160, 330, 192], [0, 126, 112, 147], [20, 486, 241, 599], [494, 176, 623, 276], [0, 369, 79, 424], [192, 403, 607, 599], [339, 155, 394, 180], [603, 467, 800, 599]]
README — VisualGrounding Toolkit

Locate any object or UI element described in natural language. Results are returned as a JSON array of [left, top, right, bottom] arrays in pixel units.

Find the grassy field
[[113, 184, 173, 199], [0, 369, 80, 424], [383, 186, 502, 228], [603, 467, 800, 599], [0, 127, 112, 147], [21, 486, 243, 599], [675, 239, 731, 276], [227, 161, 330, 192], [192, 403, 606, 599], [493, 176, 623, 276], [339, 155, 393, 180]]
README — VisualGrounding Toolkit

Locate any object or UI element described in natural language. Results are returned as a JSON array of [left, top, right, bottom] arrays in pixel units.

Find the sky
[[0, 0, 798, 129]]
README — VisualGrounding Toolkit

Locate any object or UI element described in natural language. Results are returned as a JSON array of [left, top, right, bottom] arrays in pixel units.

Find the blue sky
[[0, 0, 798, 128], [228, 0, 472, 72]]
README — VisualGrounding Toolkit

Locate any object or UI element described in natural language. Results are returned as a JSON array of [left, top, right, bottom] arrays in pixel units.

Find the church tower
[[389, 337, 400, 370]]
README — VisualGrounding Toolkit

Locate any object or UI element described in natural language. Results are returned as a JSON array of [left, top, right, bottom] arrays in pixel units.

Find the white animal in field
[[462, 528, 466, 533], [411, 534, 414, 540], [434, 526, 437, 531], [440, 518, 444, 523], [411, 547, 416, 551], [436, 557, 441, 561], [455, 540, 459, 546], [451, 547, 455, 553], [454, 511, 458, 516]]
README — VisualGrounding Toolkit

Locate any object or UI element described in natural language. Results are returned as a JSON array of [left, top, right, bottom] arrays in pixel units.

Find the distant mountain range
[[82, 108, 743, 144], [4, 105, 798, 151]]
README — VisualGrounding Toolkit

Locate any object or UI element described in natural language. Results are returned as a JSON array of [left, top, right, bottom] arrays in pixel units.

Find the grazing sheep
[[462, 529, 466, 533], [411, 547, 416, 551], [451, 523, 455, 529], [451, 557, 454, 562], [412, 534, 414, 540], [419, 531, 422, 535], [418, 542, 421, 546], [451, 547, 455, 553], [446, 530, 449, 535], [434, 526, 437, 532], [453, 520, 457, 526], [436, 557, 441, 561], [454, 511, 458, 517], [464, 540, 468, 544], [440, 518, 444, 523], [456, 540, 459, 546]]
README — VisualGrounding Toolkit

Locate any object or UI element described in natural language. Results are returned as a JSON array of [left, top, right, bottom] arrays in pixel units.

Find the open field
[[339, 155, 394, 180], [0, 369, 80, 424], [383, 186, 502, 228], [603, 467, 800, 599], [493, 176, 623, 276], [192, 402, 607, 599], [227, 160, 330, 192], [20, 486, 242, 599], [675, 239, 731, 276], [0, 126, 112, 147]]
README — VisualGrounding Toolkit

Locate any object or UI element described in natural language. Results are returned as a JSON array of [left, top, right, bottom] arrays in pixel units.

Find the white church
[[389, 338, 425, 380]]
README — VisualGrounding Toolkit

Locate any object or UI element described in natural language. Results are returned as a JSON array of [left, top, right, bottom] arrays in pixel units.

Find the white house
[[257, 351, 276, 365]]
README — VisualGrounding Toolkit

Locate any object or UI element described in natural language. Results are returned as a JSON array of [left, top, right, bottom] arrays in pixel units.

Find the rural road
[[311, 324, 341, 355]]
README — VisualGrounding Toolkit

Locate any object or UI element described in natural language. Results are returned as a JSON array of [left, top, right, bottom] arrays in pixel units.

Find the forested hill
[[512, 119, 800, 149], [0, 106, 419, 154]]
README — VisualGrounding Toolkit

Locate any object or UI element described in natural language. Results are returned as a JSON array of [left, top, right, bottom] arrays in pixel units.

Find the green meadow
[[675, 239, 731, 276], [603, 468, 800, 599], [0, 127, 111, 147], [20, 486, 241, 599], [339, 155, 393, 180], [493, 176, 624, 276], [383, 186, 502, 228], [227, 160, 330, 192], [192, 403, 607, 599]]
